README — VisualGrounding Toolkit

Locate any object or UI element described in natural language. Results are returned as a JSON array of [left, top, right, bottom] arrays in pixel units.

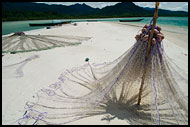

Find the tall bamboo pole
[[137, 2, 160, 105]]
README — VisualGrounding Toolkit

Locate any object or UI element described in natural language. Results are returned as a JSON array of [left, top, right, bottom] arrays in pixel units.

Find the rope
[[151, 44, 161, 125]]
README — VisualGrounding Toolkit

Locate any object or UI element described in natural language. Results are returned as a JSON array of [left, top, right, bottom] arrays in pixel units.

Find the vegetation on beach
[[2, 2, 188, 21]]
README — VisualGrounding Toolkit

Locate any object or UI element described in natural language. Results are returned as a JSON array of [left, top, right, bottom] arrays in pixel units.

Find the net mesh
[[14, 23, 188, 125], [2, 34, 91, 54], [2, 55, 40, 78]]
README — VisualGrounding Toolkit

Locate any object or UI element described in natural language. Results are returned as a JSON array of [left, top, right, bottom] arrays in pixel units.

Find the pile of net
[[15, 23, 188, 125], [2, 32, 91, 54]]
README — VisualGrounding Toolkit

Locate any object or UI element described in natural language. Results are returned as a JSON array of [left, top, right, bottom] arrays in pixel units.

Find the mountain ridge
[[2, 2, 188, 21]]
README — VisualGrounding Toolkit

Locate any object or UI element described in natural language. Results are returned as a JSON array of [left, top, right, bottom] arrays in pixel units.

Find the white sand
[[2, 22, 188, 125]]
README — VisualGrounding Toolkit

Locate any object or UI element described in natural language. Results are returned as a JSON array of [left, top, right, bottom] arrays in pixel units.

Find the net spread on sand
[[15, 22, 188, 125], [2, 55, 40, 78], [2, 33, 91, 54]]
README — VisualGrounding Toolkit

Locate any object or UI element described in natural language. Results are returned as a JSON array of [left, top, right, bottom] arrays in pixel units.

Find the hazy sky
[[37, 2, 188, 12]]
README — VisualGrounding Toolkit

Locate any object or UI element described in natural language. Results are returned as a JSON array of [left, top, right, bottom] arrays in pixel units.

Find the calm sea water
[[2, 17, 188, 35]]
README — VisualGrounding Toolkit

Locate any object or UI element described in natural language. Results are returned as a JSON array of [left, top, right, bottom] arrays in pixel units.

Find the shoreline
[[2, 16, 188, 22], [2, 17, 188, 36], [114, 22, 188, 50]]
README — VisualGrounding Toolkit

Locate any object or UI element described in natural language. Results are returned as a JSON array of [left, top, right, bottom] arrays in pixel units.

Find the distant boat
[[119, 18, 144, 22], [87, 20, 98, 22], [29, 20, 71, 27]]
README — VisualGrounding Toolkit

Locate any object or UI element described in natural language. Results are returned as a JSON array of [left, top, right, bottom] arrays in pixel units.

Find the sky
[[37, 2, 188, 12]]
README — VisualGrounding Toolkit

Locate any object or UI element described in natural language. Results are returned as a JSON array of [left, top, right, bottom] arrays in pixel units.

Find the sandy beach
[[2, 22, 188, 125]]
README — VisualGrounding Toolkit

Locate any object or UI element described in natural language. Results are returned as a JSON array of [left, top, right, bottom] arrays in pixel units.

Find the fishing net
[[2, 55, 40, 78], [2, 33, 91, 54], [15, 18, 188, 125]]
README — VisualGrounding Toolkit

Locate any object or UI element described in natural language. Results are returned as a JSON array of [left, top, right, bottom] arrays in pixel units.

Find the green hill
[[2, 2, 188, 21]]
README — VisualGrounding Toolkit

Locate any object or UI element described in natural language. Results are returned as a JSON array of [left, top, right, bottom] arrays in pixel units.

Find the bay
[[2, 17, 188, 36]]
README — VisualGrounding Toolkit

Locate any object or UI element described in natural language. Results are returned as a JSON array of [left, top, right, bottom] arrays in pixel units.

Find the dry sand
[[2, 22, 188, 125]]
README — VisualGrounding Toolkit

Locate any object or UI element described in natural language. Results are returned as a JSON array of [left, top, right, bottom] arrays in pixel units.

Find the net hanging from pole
[[15, 2, 188, 125], [15, 20, 188, 125]]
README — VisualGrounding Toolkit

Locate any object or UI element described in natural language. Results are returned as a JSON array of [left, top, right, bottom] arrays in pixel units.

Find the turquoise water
[[2, 20, 53, 35], [2, 17, 188, 35], [133, 17, 188, 27]]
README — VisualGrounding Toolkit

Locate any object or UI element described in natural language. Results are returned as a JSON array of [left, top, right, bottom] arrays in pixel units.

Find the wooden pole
[[137, 2, 160, 105], [146, 2, 160, 59]]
